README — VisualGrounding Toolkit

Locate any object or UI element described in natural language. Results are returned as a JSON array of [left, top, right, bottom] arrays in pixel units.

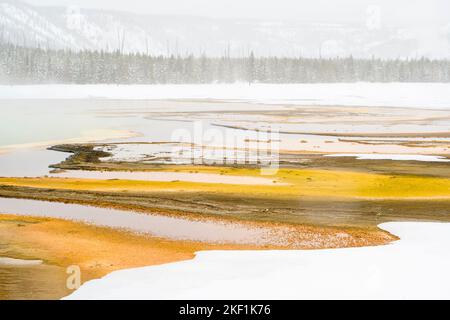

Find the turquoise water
[[0, 100, 117, 147], [0, 148, 67, 177], [0, 99, 219, 147], [0, 99, 222, 177]]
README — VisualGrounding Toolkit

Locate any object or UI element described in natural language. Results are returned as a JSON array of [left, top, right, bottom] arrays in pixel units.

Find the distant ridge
[[0, 0, 449, 59]]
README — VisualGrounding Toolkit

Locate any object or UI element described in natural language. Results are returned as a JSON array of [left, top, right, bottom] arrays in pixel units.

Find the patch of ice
[[325, 153, 450, 162]]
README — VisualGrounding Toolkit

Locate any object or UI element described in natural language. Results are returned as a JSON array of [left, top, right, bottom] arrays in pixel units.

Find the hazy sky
[[22, 0, 449, 25]]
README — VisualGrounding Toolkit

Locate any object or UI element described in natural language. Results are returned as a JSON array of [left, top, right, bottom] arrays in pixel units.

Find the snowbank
[[1, 83, 450, 109], [65, 222, 450, 300]]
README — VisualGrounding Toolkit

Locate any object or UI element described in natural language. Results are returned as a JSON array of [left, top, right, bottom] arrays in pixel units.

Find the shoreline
[[0, 91, 449, 299], [0, 197, 394, 248], [0, 204, 392, 300], [64, 220, 450, 300], [0, 129, 140, 156], [2, 205, 448, 300], [0, 213, 260, 300]]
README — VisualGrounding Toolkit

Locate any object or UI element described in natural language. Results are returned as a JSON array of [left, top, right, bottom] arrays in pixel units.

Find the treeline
[[1, 42, 449, 84]]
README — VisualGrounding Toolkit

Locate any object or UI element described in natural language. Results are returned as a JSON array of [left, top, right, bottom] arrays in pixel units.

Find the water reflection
[[0, 198, 274, 245]]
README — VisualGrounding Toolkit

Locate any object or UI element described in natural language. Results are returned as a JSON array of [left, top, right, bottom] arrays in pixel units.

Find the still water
[[0, 198, 274, 245], [0, 99, 225, 147]]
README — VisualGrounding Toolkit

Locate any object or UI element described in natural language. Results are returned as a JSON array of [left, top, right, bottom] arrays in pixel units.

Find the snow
[[94, 143, 278, 167], [65, 222, 450, 300], [1, 83, 450, 109], [325, 154, 450, 162], [0, 2, 82, 50]]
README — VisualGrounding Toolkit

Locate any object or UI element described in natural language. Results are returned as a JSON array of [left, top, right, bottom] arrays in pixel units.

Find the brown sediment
[[1, 182, 449, 228], [45, 142, 450, 179], [0, 209, 395, 300], [0, 186, 395, 246], [0, 214, 256, 299]]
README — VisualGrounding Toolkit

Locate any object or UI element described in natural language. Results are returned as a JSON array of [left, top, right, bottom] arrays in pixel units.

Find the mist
[[21, 0, 449, 27], [2, 0, 449, 58]]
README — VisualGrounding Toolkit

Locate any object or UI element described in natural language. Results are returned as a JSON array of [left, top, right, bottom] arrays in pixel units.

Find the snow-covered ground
[[66, 222, 450, 300], [1, 83, 450, 109]]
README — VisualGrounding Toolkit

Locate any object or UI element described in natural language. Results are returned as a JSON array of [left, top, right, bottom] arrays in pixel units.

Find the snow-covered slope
[[0, 0, 449, 58]]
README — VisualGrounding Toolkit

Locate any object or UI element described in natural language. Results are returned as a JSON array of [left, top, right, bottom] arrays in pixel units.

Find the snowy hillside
[[0, 0, 449, 58]]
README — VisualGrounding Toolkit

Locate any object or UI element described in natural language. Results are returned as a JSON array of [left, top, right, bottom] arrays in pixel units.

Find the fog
[[2, 0, 447, 58], [22, 0, 449, 26]]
